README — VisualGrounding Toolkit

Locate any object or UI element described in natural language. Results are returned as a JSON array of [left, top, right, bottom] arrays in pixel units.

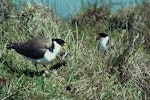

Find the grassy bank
[[0, 1, 150, 99]]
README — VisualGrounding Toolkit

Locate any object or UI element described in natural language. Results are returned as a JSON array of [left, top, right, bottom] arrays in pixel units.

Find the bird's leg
[[34, 63, 38, 72], [43, 65, 51, 74]]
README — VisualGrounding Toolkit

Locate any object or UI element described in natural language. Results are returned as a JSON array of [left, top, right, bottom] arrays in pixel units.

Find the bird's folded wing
[[13, 38, 51, 59]]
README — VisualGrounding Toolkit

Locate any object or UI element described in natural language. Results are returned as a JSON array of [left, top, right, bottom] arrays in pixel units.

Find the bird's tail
[[6, 43, 16, 50]]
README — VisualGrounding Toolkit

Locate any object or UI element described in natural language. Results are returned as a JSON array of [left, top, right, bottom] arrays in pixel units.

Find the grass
[[0, 0, 150, 100]]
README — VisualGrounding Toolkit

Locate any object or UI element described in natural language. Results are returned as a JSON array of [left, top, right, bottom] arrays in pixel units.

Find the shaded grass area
[[0, 1, 150, 100]]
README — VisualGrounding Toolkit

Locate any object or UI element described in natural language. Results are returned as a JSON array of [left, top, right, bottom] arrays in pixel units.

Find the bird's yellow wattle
[[62, 44, 66, 50]]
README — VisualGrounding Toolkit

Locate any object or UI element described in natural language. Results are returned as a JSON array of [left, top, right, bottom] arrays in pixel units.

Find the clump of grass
[[0, 0, 13, 23], [71, 2, 110, 28], [108, 1, 150, 31], [10, 3, 63, 39]]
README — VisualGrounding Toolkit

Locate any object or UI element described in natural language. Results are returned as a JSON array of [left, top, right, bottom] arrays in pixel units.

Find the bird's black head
[[96, 33, 109, 40], [98, 33, 108, 37], [52, 39, 65, 46]]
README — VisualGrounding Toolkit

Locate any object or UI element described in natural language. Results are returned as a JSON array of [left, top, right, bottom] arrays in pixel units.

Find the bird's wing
[[24, 38, 52, 49], [12, 38, 52, 59]]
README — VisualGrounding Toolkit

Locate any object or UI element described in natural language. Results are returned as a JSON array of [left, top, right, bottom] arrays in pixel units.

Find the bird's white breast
[[27, 50, 56, 64], [100, 36, 109, 45], [98, 36, 109, 51]]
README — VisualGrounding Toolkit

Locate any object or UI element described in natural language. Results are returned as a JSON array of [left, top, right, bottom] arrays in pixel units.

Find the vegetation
[[0, 0, 150, 99]]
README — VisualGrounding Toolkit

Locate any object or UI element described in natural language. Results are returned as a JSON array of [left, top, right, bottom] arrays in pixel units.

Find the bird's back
[[7, 38, 52, 59]]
